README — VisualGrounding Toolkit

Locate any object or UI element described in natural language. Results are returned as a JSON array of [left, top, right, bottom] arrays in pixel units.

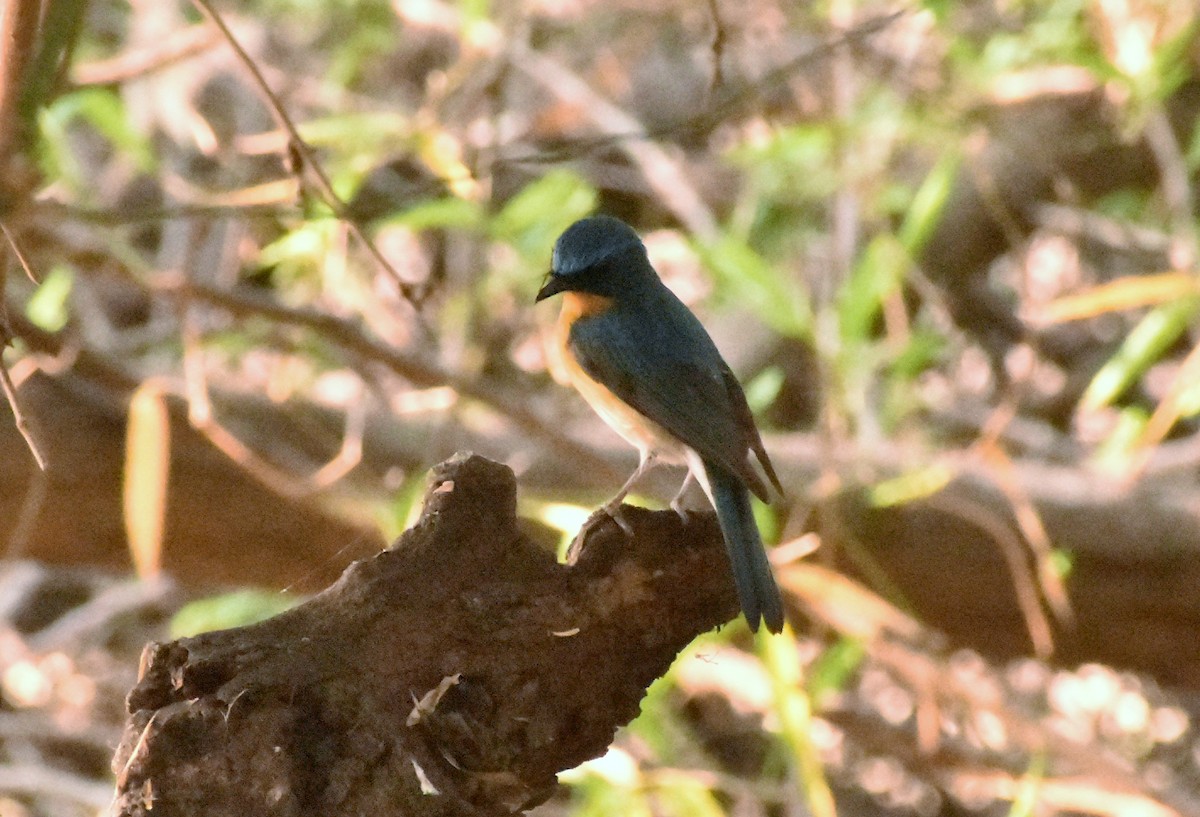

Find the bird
[[535, 215, 785, 634]]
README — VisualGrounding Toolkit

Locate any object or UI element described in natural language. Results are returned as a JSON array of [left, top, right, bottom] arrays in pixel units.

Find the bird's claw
[[669, 498, 692, 525], [603, 501, 634, 537], [669, 471, 696, 525], [565, 502, 632, 564]]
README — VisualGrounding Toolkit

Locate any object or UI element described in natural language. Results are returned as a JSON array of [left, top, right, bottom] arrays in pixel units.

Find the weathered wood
[[109, 452, 741, 817]]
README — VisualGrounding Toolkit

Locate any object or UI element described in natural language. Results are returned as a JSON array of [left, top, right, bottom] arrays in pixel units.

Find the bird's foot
[[669, 496, 692, 525], [669, 470, 697, 525], [565, 502, 632, 564], [566, 503, 633, 561], [602, 499, 633, 536]]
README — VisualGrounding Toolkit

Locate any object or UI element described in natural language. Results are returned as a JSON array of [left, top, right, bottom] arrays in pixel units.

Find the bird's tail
[[702, 459, 785, 634]]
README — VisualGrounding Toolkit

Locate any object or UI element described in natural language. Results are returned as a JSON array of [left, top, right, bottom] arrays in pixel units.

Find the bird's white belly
[[569, 366, 689, 464]]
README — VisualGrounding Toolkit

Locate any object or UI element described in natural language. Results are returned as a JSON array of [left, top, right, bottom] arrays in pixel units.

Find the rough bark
[[109, 452, 741, 817]]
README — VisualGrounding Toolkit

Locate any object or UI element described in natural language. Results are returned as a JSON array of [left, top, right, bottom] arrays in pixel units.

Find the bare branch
[[509, 43, 718, 239], [0, 349, 47, 470], [187, 0, 424, 303], [110, 454, 743, 817], [70, 23, 220, 86], [0, 0, 43, 169], [1, 221, 37, 282], [496, 9, 906, 168], [0, 235, 46, 470], [153, 276, 619, 481]]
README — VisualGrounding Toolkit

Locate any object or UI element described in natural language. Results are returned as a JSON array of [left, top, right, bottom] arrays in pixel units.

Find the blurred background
[[3, 0, 1200, 815]]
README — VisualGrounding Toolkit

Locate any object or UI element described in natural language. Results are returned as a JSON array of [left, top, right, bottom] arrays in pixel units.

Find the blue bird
[[536, 215, 785, 633]]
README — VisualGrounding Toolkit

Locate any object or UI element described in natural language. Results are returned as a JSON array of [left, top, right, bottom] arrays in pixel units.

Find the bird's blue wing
[[568, 295, 773, 499]]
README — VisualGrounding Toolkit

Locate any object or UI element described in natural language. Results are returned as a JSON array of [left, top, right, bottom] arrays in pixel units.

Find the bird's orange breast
[[556, 292, 686, 460]]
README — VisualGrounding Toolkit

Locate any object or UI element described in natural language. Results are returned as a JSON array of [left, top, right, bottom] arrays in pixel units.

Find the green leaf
[[808, 637, 867, 707], [490, 170, 598, 259], [838, 233, 907, 345], [1081, 298, 1200, 410], [697, 234, 812, 339], [868, 464, 955, 508], [729, 124, 838, 203], [743, 366, 785, 414], [460, 0, 491, 27], [652, 772, 725, 817], [171, 589, 300, 638], [762, 629, 837, 817], [380, 197, 484, 231], [1140, 18, 1199, 104], [1092, 405, 1149, 472], [919, 0, 952, 23], [1187, 124, 1200, 172], [42, 88, 156, 175], [1174, 370, 1200, 419], [562, 752, 651, 817], [752, 494, 780, 546], [626, 671, 680, 761], [258, 218, 340, 284], [370, 468, 431, 542], [1007, 752, 1047, 817], [18, 0, 88, 126], [25, 265, 73, 332], [1049, 548, 1074, 581], [899, 151, 959, 254], [890, 327, 945, 380]]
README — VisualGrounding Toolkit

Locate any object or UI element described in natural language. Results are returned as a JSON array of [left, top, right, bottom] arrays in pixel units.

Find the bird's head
[[535, 215, 651, 302]]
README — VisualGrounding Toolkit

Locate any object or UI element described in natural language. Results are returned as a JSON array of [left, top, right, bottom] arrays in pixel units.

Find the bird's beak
[[535, 272, 568, 302]]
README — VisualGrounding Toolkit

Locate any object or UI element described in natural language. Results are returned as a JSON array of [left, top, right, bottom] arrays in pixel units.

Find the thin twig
[[180, 289, 329, 498], [1035, 202, 1174, 257], [924, 490, 1055, 658], [49, 200, 300, 225], [70, 23, 220, 86], [975, 438, 1075, 629], [827, 0, 862, 302], [779, 559, 1177, 813], [153, 276, 618, 480], [0, 238, 47, 469], [1127, 339, 1200, 482], [496, 9, 906, 168], [509, 44, 718, 239], [704, 0, 726, 99], [1, 221, 38, 282], [187, 0, 423, 303], [308, 395, 366, 490], [0, 349, 47, 470]]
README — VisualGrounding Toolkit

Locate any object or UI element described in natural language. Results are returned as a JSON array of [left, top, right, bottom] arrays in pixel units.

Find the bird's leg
[[566, 452, 657, 563], [669, 470, 696, 523], [601, 451, 656, 535]]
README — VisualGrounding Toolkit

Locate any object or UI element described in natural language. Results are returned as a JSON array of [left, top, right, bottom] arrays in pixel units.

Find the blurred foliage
[[170, 588, 301, 638], [4, 0, 1200, 815], [24, 265, 73, 332], [1081, 297, 1200, 411], [38, 88, 156, 195]]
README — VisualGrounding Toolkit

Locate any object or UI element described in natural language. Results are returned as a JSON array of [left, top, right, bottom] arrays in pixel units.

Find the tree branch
[[110, 453, 743, 817], [188, 0, 424, 304]]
